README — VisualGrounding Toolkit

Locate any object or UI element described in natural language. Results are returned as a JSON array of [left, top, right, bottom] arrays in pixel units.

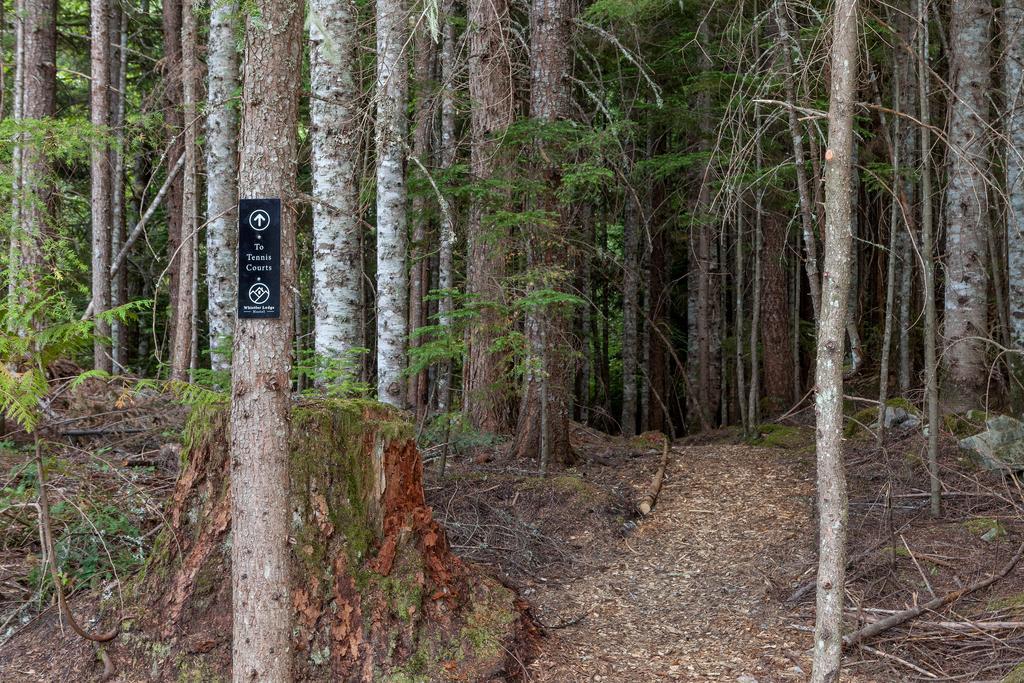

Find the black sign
[[238, 198, 281, 319]]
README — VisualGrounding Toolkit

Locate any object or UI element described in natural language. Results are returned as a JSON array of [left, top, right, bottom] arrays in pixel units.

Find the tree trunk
[[205, 0, 240, 375], [407, 27, 437, 412], [920, 0, 942, 516], [14, 0, 56, 311], [895, 4, 918, 395], [463, 0, 516, 433], [310, 0, 362, 379], [90, 0, 112, 372], [810, 0, 858, 679], [511, 0, 579, 466], [761, 213, 793, 414], [621, 191, 640, 436], [436, 0, 456, 422], [748, 112, 764, 426], [110, 6, 128, 371], [1005, 0, 1024, 400], [161, 0, 184, 354], [942, 0, 991, 411], [170, 0, 199, 381], [375, 0, 410, 408], [230, 0, 304, 677]]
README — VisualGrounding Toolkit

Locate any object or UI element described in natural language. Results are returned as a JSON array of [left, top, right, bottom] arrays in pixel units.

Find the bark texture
[[1006, 0, 1024, 376], [230, 1, 304, 678], [310, 0, 362, 375], [761, 214, 793, 414], [13, 0, 56, 304], [810, 0, 858, 679], [463, 0, 516, 433], [375, 0, 410, 407], [205, 0, 240, 374], [511, 0, 579, 466], [170, 0, 199, 380], [942, 0, 991, 410], [90, 0, 112, 372]]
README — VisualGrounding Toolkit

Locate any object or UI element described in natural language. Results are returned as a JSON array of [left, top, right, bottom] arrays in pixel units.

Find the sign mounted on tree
[[237, 198, 281, 318]]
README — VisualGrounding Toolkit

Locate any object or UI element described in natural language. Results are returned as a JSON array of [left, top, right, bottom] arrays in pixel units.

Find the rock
[[959, 415, 1024, 472], [872, 405, 922, 431]]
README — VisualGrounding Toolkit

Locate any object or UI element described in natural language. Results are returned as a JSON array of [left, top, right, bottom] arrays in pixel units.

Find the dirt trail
[[525, 443, 827, 682]]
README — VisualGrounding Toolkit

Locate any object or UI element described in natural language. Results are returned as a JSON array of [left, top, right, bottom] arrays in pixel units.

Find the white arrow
[[253, 213, 266, 227]]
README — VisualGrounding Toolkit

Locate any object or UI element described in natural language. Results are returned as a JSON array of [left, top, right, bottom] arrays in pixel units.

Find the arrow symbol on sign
[[249, 209, 270, 231], [253, 213, 266, 227]]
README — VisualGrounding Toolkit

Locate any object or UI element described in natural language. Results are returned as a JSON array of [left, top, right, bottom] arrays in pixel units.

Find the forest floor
[[435, 417, 1024, 682], [2, 390, 1024, 681]]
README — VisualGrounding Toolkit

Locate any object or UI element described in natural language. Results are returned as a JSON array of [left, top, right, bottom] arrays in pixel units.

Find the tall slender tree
[[1005, 0, 1024, 394], [90, 0, 112, 372], [171, 0, 199, 380], [811, 0, 859, 678], [310, 0, 361, 377], [229, 0, 304, 677], [375, 0, 410, 407], [206, 0, 240, 374], [943, 0, 992, 411]]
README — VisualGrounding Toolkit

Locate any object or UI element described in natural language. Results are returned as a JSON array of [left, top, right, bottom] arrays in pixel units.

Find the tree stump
[[135, 399, 534, 681]]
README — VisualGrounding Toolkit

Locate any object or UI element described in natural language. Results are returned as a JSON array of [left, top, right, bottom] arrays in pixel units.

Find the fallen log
[[842, 541, 1024, 649], [638, 436, 670, 516]]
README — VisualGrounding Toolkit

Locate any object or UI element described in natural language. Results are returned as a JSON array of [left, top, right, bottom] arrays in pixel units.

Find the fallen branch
[[842, 541, 1024, 649], [62, 427, 146, 437], [638, 436, 670, 516]]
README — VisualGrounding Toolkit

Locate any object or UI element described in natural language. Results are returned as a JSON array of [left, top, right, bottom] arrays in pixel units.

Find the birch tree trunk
[[811, 0, 858, 679], [90, 0, 112, 372], [170, 0, 198, 380], [1005, 0, 1024, 395], [942, 0, 991, 411], [375, 0, 409, 408], [511, 0, 578, 465], [437, 0, 456, 418], [230, 0, 304, 677], [310, 0, 361, 378], [464, 0, 515, 432], [205, 0, 240, 374]]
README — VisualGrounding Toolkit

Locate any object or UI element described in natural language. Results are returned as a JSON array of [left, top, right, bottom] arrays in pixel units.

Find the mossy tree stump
[[140, 399, 533, 682]]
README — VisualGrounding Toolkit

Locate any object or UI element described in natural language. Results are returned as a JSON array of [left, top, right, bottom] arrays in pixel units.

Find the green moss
[[175, 654, 225, 683], [844, 407, 878, 438], [962, 517, 1007, 540], [885, 397, 919, 413], [748, 423, 814, 450], [1002, 661, 1024, 683], [944, 410, 988, 438], [459, 583, 518, 661], [289, 399, 403, 570]]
